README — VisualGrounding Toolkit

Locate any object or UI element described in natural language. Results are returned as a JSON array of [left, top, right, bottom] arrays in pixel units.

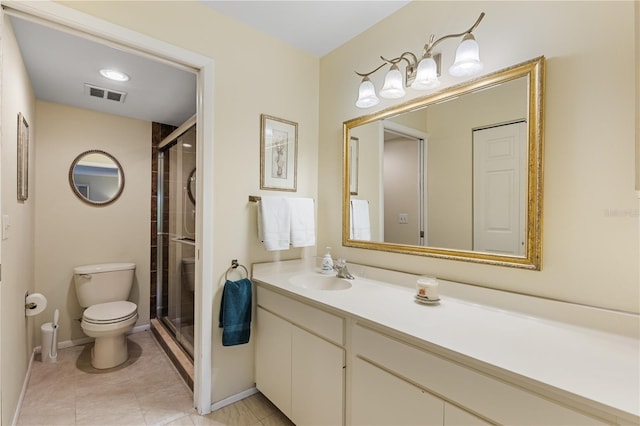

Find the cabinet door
[[255, 307, 292, 418], [351, 357, 443, 426], [291, 326, 345, 426], [445, 403, 491, 426]]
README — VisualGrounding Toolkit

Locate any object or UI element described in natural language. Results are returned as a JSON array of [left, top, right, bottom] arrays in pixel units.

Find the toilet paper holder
[[24, 292, 48, 316]]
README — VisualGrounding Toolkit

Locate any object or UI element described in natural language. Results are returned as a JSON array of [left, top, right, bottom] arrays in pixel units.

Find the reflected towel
[[258, 196, 291, 251], [350, 199, 371, 241], [288, 198, 316, 247], [218, 278, 252, 346]]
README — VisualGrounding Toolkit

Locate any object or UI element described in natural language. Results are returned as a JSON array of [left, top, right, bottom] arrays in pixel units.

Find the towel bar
[[225, 259, 249, 280], [248, 195, 261, 202]]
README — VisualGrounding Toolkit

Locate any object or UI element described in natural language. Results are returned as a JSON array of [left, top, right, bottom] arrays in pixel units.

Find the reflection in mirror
[[69, 150, 124, 206], [344, 57, 544, 269], [187, 168, 196, 205]]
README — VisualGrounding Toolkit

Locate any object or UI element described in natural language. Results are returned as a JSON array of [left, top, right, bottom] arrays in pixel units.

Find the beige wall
[[34, 101, 151, 344], [59, 0, 320, 403], [320, 1, 639, 313], [0, 14, 37, 425], [427, 77, 527, 249]]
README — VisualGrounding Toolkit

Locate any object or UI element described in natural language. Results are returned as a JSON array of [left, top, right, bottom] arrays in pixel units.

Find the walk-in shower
[[157, 121, 196, 358]]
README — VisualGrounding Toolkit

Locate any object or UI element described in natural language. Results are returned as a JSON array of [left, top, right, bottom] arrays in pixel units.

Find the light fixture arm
[[355, 51, 418, 78], [424, 12, 485, 56]]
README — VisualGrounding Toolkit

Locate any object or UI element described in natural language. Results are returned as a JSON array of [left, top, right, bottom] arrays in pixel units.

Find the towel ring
[[225, 259, 249, 281]]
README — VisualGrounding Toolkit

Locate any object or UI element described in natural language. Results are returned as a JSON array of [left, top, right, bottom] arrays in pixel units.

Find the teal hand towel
[[219, 278, 252, 346]]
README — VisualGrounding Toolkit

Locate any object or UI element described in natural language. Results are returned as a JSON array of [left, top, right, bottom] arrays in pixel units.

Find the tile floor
[[18, 330, 294, 426]]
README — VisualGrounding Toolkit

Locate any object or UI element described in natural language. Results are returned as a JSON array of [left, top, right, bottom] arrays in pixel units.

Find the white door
[[473, 121, 526, 255], [291, 327, 344, 426], [255, 307, 292, 418]]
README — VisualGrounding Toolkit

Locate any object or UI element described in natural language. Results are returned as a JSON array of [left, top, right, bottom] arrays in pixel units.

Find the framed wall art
[[260, 114, 298, 191], [17, 112, 29, 201]]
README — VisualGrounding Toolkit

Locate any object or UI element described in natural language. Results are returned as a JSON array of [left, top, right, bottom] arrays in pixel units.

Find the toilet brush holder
[[40, 321, 58, 363]]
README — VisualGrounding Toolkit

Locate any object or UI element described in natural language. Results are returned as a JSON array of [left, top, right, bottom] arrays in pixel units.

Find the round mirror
[[187, 168, 196, 205], [69, 150, 125, 206]]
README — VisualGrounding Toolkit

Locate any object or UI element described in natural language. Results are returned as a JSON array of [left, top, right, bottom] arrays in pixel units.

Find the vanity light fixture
[[99, 68, 130, 82], [355, 12, 485, 108]]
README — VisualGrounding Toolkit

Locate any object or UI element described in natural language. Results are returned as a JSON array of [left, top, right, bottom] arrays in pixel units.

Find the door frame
[[0, 0, 215, 415], [382, 120, 429, 245]]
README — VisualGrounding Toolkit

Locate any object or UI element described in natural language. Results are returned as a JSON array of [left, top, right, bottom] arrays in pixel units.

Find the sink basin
[[289, 273, 353, 291]]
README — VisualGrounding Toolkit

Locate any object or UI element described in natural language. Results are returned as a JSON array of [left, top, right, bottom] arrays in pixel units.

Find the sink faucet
[[334, 258, 354, 279]]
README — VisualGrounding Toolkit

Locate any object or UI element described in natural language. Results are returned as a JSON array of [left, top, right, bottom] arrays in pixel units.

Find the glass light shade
[[449, 34, 484, 77], [411, 56, 440, 90], [355, 77, 380, 108], [379, 65, 405, 99]]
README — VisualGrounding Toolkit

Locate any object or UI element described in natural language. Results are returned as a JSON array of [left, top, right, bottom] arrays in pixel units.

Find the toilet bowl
[[182, 257, 195, 292], [74, 263, 137, 369]]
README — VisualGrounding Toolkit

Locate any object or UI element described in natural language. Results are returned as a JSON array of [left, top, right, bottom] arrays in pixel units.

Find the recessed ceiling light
[[99, 69, 130, 82]]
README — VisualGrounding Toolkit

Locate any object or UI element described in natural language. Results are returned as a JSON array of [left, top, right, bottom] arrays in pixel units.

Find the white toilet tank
[[74, 263, 136, 308]]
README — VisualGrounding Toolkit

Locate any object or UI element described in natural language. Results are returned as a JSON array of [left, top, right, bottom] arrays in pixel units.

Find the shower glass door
[[157, 124, 196, 357]]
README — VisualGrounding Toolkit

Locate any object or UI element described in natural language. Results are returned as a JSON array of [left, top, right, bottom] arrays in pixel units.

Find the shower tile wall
[[151, 122, 177, 319]]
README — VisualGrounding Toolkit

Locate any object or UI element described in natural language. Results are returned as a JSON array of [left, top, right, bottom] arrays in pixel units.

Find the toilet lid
[[84, 301, 137, 324]]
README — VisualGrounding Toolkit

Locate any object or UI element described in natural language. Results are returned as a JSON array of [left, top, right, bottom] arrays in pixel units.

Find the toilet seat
[[83, 301, 137, 324]]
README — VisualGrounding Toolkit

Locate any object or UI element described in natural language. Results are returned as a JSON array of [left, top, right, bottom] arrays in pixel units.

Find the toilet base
[[91, 334, 129, 369]]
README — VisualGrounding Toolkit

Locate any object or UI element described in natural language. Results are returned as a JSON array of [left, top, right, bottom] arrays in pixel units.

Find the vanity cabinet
[[352, 356, 489, 425], [256, 287, 345, 425], [352, 324, 607, 426], [351, 357, 444, 425]]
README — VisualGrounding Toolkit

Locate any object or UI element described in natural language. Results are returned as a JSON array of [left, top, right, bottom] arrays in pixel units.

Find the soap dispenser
[[321, 247, 334, 275]]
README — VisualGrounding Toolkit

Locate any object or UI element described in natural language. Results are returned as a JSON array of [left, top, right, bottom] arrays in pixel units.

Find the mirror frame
[[69, 149, 125, 206], [343, 56, 545, 270]]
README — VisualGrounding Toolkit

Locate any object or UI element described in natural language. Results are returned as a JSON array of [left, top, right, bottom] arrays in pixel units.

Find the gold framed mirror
[[343, 56, 544, 270]]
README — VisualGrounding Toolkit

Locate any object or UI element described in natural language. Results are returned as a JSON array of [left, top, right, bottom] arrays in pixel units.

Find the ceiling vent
[[84, 83, 127, 103]]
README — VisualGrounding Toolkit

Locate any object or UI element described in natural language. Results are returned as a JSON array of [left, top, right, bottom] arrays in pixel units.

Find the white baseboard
[[12, 349, 36, 426], [210, 387, 259, 412]]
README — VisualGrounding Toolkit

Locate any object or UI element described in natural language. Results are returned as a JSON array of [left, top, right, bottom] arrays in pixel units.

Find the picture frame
[[260, 114, 298, 191], [349, 136, 359, 195], [17, 112, 29, 201]]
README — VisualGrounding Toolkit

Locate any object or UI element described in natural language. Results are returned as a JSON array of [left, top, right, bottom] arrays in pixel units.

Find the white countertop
[[252, 259, 640, 423]]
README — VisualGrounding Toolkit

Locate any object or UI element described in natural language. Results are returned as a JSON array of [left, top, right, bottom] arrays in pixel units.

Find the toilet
[[73, 262, 138, 369], [181, 257, 195, 292]]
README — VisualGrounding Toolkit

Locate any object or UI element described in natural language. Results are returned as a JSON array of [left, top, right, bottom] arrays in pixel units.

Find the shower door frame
[[7, 1, 216, 415], [157, 121, 197, 358]]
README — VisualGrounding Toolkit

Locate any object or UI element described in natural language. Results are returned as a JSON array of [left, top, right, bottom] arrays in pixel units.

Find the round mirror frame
[[69, 149, 125, 206]]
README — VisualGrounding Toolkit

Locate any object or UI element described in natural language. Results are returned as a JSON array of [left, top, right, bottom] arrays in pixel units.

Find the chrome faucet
[[333, 258, 354, 279]]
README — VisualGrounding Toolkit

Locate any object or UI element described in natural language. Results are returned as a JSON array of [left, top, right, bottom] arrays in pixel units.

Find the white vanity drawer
[[352, 324, 606, 425], [257, 285, 344, 345]]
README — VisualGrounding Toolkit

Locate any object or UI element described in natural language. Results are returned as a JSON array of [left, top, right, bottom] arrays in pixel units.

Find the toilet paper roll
[[25, 293, 47, 317]]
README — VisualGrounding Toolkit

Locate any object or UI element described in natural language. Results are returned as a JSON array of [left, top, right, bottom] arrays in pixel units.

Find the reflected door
[[473, 121, 526, 255]]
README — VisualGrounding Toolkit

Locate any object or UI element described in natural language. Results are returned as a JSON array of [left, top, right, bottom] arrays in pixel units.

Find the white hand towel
[[350, 199, 371, 241], [288, 198, 316, 247], [258, 196, 291, 251]]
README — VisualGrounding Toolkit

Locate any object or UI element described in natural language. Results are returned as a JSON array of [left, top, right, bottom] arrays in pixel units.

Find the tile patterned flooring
[[18, 331, 294, 426]]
